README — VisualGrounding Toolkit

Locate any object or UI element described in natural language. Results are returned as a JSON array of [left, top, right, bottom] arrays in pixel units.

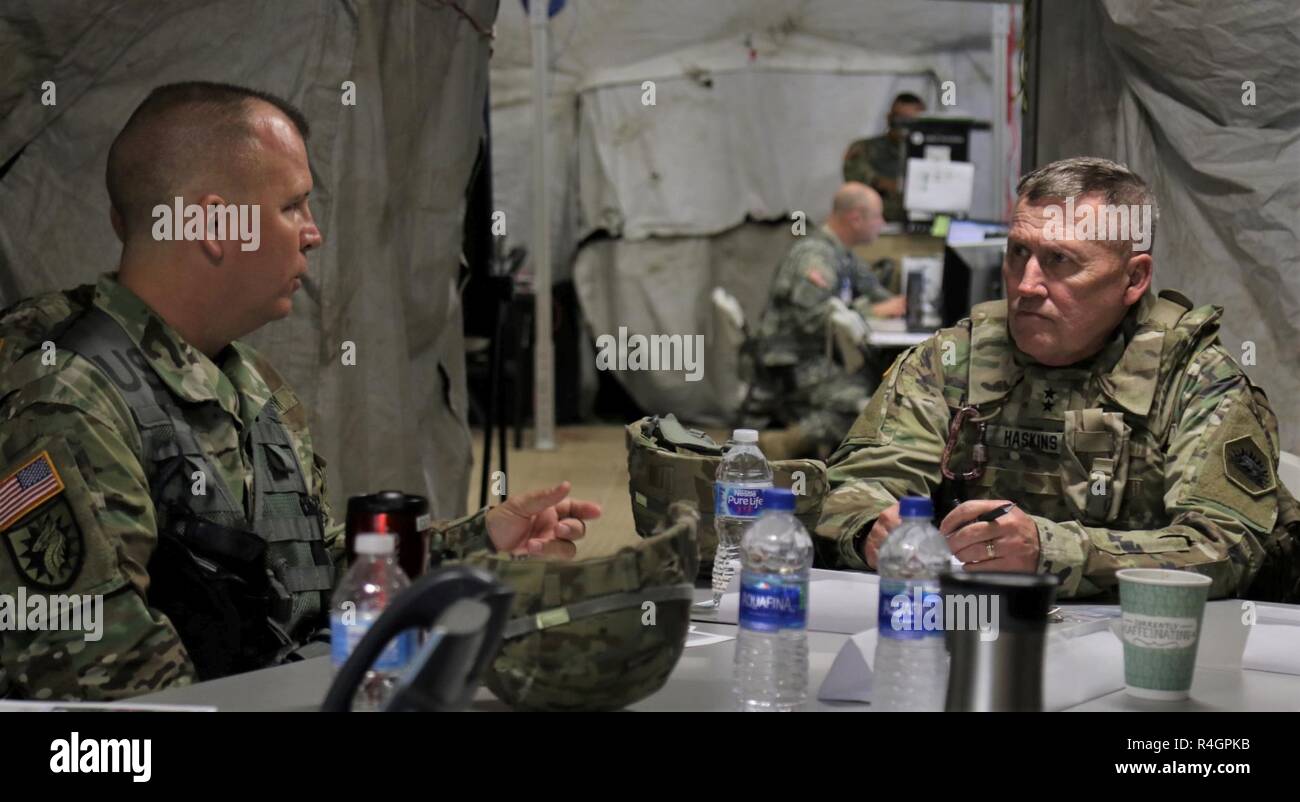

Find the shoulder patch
[[0, 451, 65, 532], [805, 268, 830, 289], [1223, 435, 1275, 497], [3, 498, 84, 590], [271, 384, 300, 413]]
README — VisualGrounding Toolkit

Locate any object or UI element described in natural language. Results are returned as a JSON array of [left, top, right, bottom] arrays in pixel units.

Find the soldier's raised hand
[[485, 481, 601, 559]]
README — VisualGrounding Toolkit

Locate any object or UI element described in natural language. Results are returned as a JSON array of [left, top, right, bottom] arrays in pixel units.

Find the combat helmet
[[625, 414, 829, 573], [461, 501, 700, 711]]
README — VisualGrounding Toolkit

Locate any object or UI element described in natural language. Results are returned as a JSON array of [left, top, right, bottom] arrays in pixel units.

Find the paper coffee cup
[[1116, 568, 1213, 700]]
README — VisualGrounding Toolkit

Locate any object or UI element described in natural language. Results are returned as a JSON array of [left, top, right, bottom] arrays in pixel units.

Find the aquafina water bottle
[[872, 496, 952, 711], [733, 488, 813, 711]]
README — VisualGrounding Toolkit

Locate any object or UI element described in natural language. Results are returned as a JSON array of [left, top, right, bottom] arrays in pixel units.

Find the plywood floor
[[467, 425, 637, 558], [467, 424, 730, 559]]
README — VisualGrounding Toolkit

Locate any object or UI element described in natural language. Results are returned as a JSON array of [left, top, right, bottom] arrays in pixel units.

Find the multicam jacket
[[817, 290, 1298, 601], [0, 275, 489, 700]]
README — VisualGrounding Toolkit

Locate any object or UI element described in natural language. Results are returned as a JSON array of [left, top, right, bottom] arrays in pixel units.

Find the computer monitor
[[942, 241, 1006, 327], [945, 218, 1008, 245], [903, 117, 980, 163]]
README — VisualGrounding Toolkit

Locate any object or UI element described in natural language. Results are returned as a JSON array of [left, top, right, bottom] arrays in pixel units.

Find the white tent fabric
[[574, 222, 797, 424], [491, 0, 1018, 420], [575, 64, 953, 240], [494, 0, 1010, 271], [1032, 0, 1300, 451], [0, 0, 499, 518]]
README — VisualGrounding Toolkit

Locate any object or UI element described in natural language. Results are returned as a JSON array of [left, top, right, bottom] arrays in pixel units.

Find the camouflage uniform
[[843, 134, 905, 222], [817, 291, 1299, 601], [749, 226, 894, 458], [0, 275, 489, 700]]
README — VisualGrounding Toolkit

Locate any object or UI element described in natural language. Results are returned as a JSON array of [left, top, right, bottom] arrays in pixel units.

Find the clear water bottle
[[734, 488, 813, 712], [330, 533, 415, 711], [709, 428, 773, 607], [872, 496, 953, 711]]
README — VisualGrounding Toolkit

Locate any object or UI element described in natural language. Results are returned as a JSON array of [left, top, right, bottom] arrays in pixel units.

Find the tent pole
[[991, 3, 1010, 220], [530, 0, 556, 451], [1021, 0, 1041, 175]]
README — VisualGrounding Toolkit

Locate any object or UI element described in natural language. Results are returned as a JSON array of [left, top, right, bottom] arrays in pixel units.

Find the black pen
[[949, 503, 1016, 535], [974, 503, 1016, 524]]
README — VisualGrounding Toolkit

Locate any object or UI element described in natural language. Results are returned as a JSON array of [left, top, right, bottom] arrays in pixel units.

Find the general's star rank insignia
[[1042, 388, 1057, 412], [1223, 436, 1275, 497]]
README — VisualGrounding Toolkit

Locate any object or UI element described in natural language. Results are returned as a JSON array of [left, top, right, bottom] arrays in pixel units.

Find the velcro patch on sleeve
[[0, 450, 65, 532], [1222, 435, 1275, 497]]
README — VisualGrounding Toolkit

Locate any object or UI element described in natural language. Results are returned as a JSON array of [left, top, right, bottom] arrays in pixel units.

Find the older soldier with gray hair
[[817, 156, 1298, 602]]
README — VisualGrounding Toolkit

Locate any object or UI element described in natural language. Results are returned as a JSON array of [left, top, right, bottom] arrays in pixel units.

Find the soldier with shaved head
[[0, 82, 599, 700], [748, 182, 906, 461]]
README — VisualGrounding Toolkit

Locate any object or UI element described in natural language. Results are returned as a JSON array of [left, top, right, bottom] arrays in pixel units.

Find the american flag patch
[[0, 451, 65, 532]]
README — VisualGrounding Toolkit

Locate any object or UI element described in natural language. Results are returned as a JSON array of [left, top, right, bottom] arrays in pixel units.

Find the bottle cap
[[354, 533, 396, 555], [899, 496, 933, 519], [732, 428, 759, 443], [763, 487, 796, 512]]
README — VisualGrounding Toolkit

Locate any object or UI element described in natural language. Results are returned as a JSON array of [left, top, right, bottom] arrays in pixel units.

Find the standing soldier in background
[[817, 157, 1299, 603], [748, 183, 906, 462], [842, 92, 927, 223]]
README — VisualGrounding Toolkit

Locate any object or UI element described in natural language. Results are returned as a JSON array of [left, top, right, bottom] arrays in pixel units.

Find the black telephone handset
[[321, 565, 514, 712]]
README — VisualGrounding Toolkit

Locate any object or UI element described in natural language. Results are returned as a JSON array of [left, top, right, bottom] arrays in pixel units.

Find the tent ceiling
[[493, 0, 1002, 76]]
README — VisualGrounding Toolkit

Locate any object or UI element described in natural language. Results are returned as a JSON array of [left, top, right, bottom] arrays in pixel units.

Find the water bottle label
[[739, 575, 807, 632], [330, 613, 414, 670], [715, 484, 766, 518], [878, 578, 944, 640]]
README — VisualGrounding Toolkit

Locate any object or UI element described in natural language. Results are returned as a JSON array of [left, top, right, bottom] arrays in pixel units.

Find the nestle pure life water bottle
[[710, 429, 773, 607], [733, 488, 813, 712], [330, 533, 414, 711], [872, 496, 953, 711]]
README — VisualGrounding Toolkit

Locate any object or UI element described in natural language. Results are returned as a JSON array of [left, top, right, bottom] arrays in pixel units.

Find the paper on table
[[685, 626, 735, 649], [866, 317, 907, 333], [816, 617, 1125, 709], [1043, 627, 1125, 710], [817, 629, 877, 703], [1195, 600, 1253, 669], [1241, 624, 1300, 675]]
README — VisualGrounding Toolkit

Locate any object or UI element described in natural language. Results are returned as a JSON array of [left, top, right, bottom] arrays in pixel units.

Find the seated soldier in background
[[816, 156, 1299, 602], [748, 183, 905, 462], [843, 92, 926, 223]]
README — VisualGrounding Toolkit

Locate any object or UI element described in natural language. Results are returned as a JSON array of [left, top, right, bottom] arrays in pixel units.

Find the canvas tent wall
[[0, 0, 500, 518], [1027, 0, 1300, 452], [490, 0, 1021, 424]]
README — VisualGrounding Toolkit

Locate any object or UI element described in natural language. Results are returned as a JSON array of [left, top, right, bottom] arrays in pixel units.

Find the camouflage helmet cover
[[462, 501, 700, 711]]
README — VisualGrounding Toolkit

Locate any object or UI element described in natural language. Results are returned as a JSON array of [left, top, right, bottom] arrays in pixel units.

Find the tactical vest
[[58, 307, 335, 679], [938, 292, 1300, 603]]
